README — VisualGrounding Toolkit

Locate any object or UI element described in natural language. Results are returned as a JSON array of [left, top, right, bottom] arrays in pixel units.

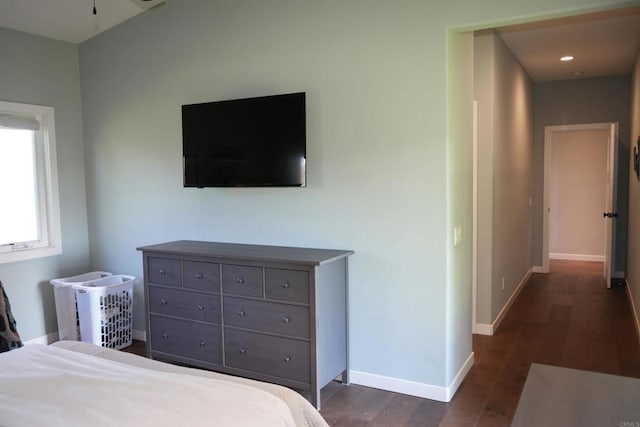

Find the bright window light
[[0, 128, 39, 245], [0, 100, 62, 263]]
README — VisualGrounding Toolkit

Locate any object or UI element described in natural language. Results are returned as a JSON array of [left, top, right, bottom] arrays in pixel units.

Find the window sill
[[0, 245, 63, 264]]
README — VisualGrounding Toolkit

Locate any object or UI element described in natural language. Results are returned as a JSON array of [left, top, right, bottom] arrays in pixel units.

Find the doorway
[[451, 5, 637, 338], [542, 122, 619, 287]]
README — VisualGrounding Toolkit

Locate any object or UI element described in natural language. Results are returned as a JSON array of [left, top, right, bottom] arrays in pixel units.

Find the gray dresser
[[137, 240, 353, 408]]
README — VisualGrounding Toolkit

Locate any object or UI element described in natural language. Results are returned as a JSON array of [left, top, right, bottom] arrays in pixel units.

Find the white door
[[542, 123, 618, 288], [603, 122, 619, 289]]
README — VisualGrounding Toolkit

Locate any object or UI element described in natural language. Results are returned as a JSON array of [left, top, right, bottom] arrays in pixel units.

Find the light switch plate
[[454, 226, 462, 246]]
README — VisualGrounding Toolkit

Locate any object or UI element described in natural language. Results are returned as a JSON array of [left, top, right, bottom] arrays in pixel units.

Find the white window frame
[[0, 100, 62, 263]]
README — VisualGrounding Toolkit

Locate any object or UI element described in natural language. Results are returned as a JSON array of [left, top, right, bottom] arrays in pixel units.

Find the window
[[0, 101, 62, 263]]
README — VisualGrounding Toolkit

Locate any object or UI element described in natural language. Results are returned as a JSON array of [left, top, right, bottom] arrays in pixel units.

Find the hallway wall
[[474, 31, 534, 326], [627, 51, 640, 334]]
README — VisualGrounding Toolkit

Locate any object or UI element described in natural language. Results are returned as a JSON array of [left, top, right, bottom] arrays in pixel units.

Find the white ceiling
[[0, 2, 638, 83], [0, 0, 165, 44], [497, 7, 640, 82]]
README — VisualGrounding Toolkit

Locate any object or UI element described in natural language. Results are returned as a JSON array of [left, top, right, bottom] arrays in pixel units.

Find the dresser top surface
[[137, 240, 353, 266]]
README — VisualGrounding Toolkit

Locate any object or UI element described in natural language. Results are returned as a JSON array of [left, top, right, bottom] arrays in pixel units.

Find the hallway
[[318, 261, 640, 425], [440, 260, 640, 425]]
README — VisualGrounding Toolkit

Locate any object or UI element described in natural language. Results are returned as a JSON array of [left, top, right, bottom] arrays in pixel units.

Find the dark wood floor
[[123, 261, 640, 426], [318, 261, 640, 426]]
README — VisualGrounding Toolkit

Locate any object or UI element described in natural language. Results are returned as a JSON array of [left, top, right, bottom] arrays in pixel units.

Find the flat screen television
[[182, 92, 306, 187]]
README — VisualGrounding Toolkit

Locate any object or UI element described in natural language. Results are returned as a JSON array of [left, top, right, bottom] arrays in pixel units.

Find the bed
[[0, 341, 329, 427]]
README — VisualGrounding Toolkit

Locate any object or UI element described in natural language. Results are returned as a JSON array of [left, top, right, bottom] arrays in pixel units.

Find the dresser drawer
[[224, 297, 309, 338], [225, 329, 310, 383], [183, 261, 220, 292], [265, 268, 309, 303], [222, 265, 262, 297], [149, 286, 220, 323], [150, 315, 221, 364], [148, 257, 181, 287]]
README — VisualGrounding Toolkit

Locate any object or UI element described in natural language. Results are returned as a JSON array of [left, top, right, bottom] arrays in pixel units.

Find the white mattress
[[0, 341, 329, 427]]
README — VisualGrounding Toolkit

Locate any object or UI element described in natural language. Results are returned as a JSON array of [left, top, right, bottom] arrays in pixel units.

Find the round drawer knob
[[159, 269, 167, 276], [197, 304, 205, 311], [238, 310, 246, 317], [283, 356, 292, 363], [236, 276, 245, 284], [199, 341, 206, 347], [162, 333, 169, 339], [282, 282, 290, 289], [160, 298, 168, 305], [283, 316, 290, 323], [239, 348, 247, 355], [195, 272, 204, 280]]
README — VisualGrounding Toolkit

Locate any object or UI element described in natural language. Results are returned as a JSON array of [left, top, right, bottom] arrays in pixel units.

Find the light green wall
[[532, 76, 631, 272], [491, 32, 534, 321], [80, 0, 449, 386], [0, 28, 89, 341], [446, 30, 473, 385], [474, 32, 496, 326], [77, 0, 633, 389], [474, 31, 534, 325], [627, 52, 640, 332]]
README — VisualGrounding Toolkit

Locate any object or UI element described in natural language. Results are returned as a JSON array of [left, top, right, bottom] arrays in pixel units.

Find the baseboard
[[133, 329, 147, 341], [350, 352, 474, 402], [549, 253, 604, 262], [532, 266, 548, 273], [625, 279, 640, 343], [446, 352, 474, 401], [474, 323, 493, 335], [474, 269, 531, 336], [24, 332, 59, 345], [350, 371, 448, 401]]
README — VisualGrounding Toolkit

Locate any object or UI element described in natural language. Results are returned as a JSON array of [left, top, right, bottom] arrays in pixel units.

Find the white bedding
[[0, 344, 314, 427]]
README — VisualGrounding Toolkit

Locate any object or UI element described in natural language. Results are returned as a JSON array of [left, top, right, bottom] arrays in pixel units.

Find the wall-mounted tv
[[182, 92, 306, 188]]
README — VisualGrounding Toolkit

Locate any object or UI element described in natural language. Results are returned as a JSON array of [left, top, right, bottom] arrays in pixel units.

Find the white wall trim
[[474, 323, 493, 335], [133, 329, 147, 341], [542, 122, 616, 274], [350, 371, 448, 402], [0, 101, 63, 265], [542, 127, 552, 273], [474, 269, 531, 336], [472, 100, 478, 334], [350, 351, 474, 402], [549, 253, 605, 262], [24, 332, 59, 345], [446, 352, 475, 401], [532, 266, 548, 273], [626, 279, 640, 342]]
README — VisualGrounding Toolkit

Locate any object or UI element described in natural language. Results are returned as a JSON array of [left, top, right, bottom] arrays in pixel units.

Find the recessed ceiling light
[[561, 56, 574, 62]]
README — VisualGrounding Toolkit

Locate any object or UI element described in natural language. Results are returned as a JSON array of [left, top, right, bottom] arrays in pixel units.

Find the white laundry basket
[[73, 275, 135, 350], [50, 272, 112, 341]]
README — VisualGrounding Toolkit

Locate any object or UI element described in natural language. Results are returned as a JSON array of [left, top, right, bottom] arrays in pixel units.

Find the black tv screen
[[182, 92, 306, 187]]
